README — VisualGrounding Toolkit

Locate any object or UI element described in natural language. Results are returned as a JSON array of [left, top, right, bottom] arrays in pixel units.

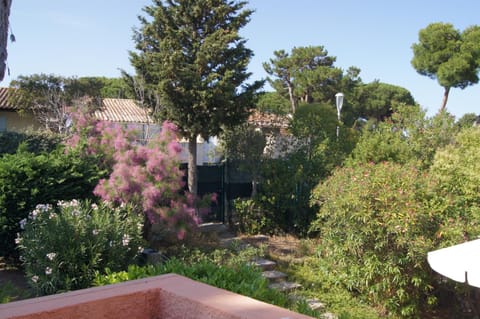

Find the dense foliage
[[310, 162, 437, 317], [351, 81, 416, 120], [429, 128, 480, 246], [17, 200, 144, 295], [241, 103, 355, 235], [263, 46, 345, 113], [232, 198, 274, 235], [0, 131, 61, 155], [347, 105, 457, 169], [0, 147, 102, 259], [256, 91, 290, 114]]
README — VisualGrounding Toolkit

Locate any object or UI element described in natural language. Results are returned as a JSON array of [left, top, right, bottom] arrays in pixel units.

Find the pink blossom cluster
[[66, 110, 201, 239], [66, 111, 137, 170]]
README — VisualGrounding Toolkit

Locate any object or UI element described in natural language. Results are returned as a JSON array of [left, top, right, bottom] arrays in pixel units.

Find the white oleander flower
[[122, 234, 130, 246], [46, 253, 57, 261]]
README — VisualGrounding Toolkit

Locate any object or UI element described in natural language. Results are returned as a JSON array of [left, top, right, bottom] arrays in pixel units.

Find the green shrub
[[310, 162, 437, 318], [0, 148, 103, 260], [291, 257, 384, 319], [232, 198, 275, 235], [17, 200, 145, 296], [0, 131, 62, 155], [429, 127, 480, 245], [347, 106, 457, 170], [257, 157, 320, 235]]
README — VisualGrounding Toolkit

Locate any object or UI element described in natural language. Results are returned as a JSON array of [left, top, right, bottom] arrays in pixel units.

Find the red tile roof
[[248, 110, 289, 129], [0, 87, 16, 110], [0, 89, 154, 125], [94, 98, 153, 123]]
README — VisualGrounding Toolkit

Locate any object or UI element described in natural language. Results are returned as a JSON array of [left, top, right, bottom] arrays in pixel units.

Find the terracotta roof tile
[[95, 98, 153, 123], [0, 87, 16, 110], [248, 110, 289, 129]]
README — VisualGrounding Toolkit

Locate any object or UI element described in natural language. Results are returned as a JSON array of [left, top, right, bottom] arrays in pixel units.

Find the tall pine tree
[[130, 0, 263, 195]]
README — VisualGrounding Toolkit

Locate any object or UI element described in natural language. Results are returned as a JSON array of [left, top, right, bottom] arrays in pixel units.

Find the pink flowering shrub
[[66, 110, 206, 240], [66, 111, 136, 171]]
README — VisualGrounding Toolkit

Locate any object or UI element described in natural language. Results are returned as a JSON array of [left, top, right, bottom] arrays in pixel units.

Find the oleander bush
[[17, 200, 145, 296], [310, 162, 438, 318], [429, 127, 480, 246]]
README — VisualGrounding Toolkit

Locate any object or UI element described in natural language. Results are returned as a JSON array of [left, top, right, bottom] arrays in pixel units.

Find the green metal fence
[[182, 161, 252, 223]]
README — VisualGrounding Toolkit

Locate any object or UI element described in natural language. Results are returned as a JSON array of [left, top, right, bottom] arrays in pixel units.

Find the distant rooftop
[[94, 98, 153, 124], [248, 110, 289, 130], [0, 87, 16, 110]]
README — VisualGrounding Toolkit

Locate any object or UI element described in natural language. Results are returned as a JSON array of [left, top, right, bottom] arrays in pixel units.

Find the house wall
[[179, 136, 223, 165], [0, 110, 41, 132]]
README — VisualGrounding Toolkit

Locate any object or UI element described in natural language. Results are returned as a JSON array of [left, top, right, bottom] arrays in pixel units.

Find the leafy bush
[[0, 131, 62, 155], [0, 148, 102, 260], [250, 103, 355, 236], [257, 155, 326, 236], [232, 198, 274, 235], [347, 105, 457, 170], [429, 127, 480, 245], [17, 200, 145, 296], [310, 162, 437, 317], [291, 257, 384, 319]]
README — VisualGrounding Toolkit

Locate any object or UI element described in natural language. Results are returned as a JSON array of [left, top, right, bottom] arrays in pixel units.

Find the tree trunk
[[286, 80, 297, 113], [440, 86, 450, 112], [0, 0, 12, 82], [187, 136, 198, 196]]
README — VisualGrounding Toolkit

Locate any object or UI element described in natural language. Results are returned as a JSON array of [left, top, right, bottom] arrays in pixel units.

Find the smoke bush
[[66, 110, 202, 239]]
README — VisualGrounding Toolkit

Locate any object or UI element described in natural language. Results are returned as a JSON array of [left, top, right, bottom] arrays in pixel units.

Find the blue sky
[[3, 0, 480, 118]]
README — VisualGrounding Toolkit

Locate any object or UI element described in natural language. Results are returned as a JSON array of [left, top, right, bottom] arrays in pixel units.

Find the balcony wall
[[0, 274, 314, 319]]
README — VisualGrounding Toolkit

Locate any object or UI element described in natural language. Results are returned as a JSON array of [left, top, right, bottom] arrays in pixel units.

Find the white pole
[[335, 92, 344, 138]]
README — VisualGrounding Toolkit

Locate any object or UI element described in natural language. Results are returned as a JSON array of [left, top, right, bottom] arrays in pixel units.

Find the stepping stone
[[262, 270, 287, 282], [268, 281, 302, 292], [251, 258, 276, 271], [306, 298, 325, 311], [250, 234, 269, 242], [321, 312, 337, 319], [198, 222, 228, 233]]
